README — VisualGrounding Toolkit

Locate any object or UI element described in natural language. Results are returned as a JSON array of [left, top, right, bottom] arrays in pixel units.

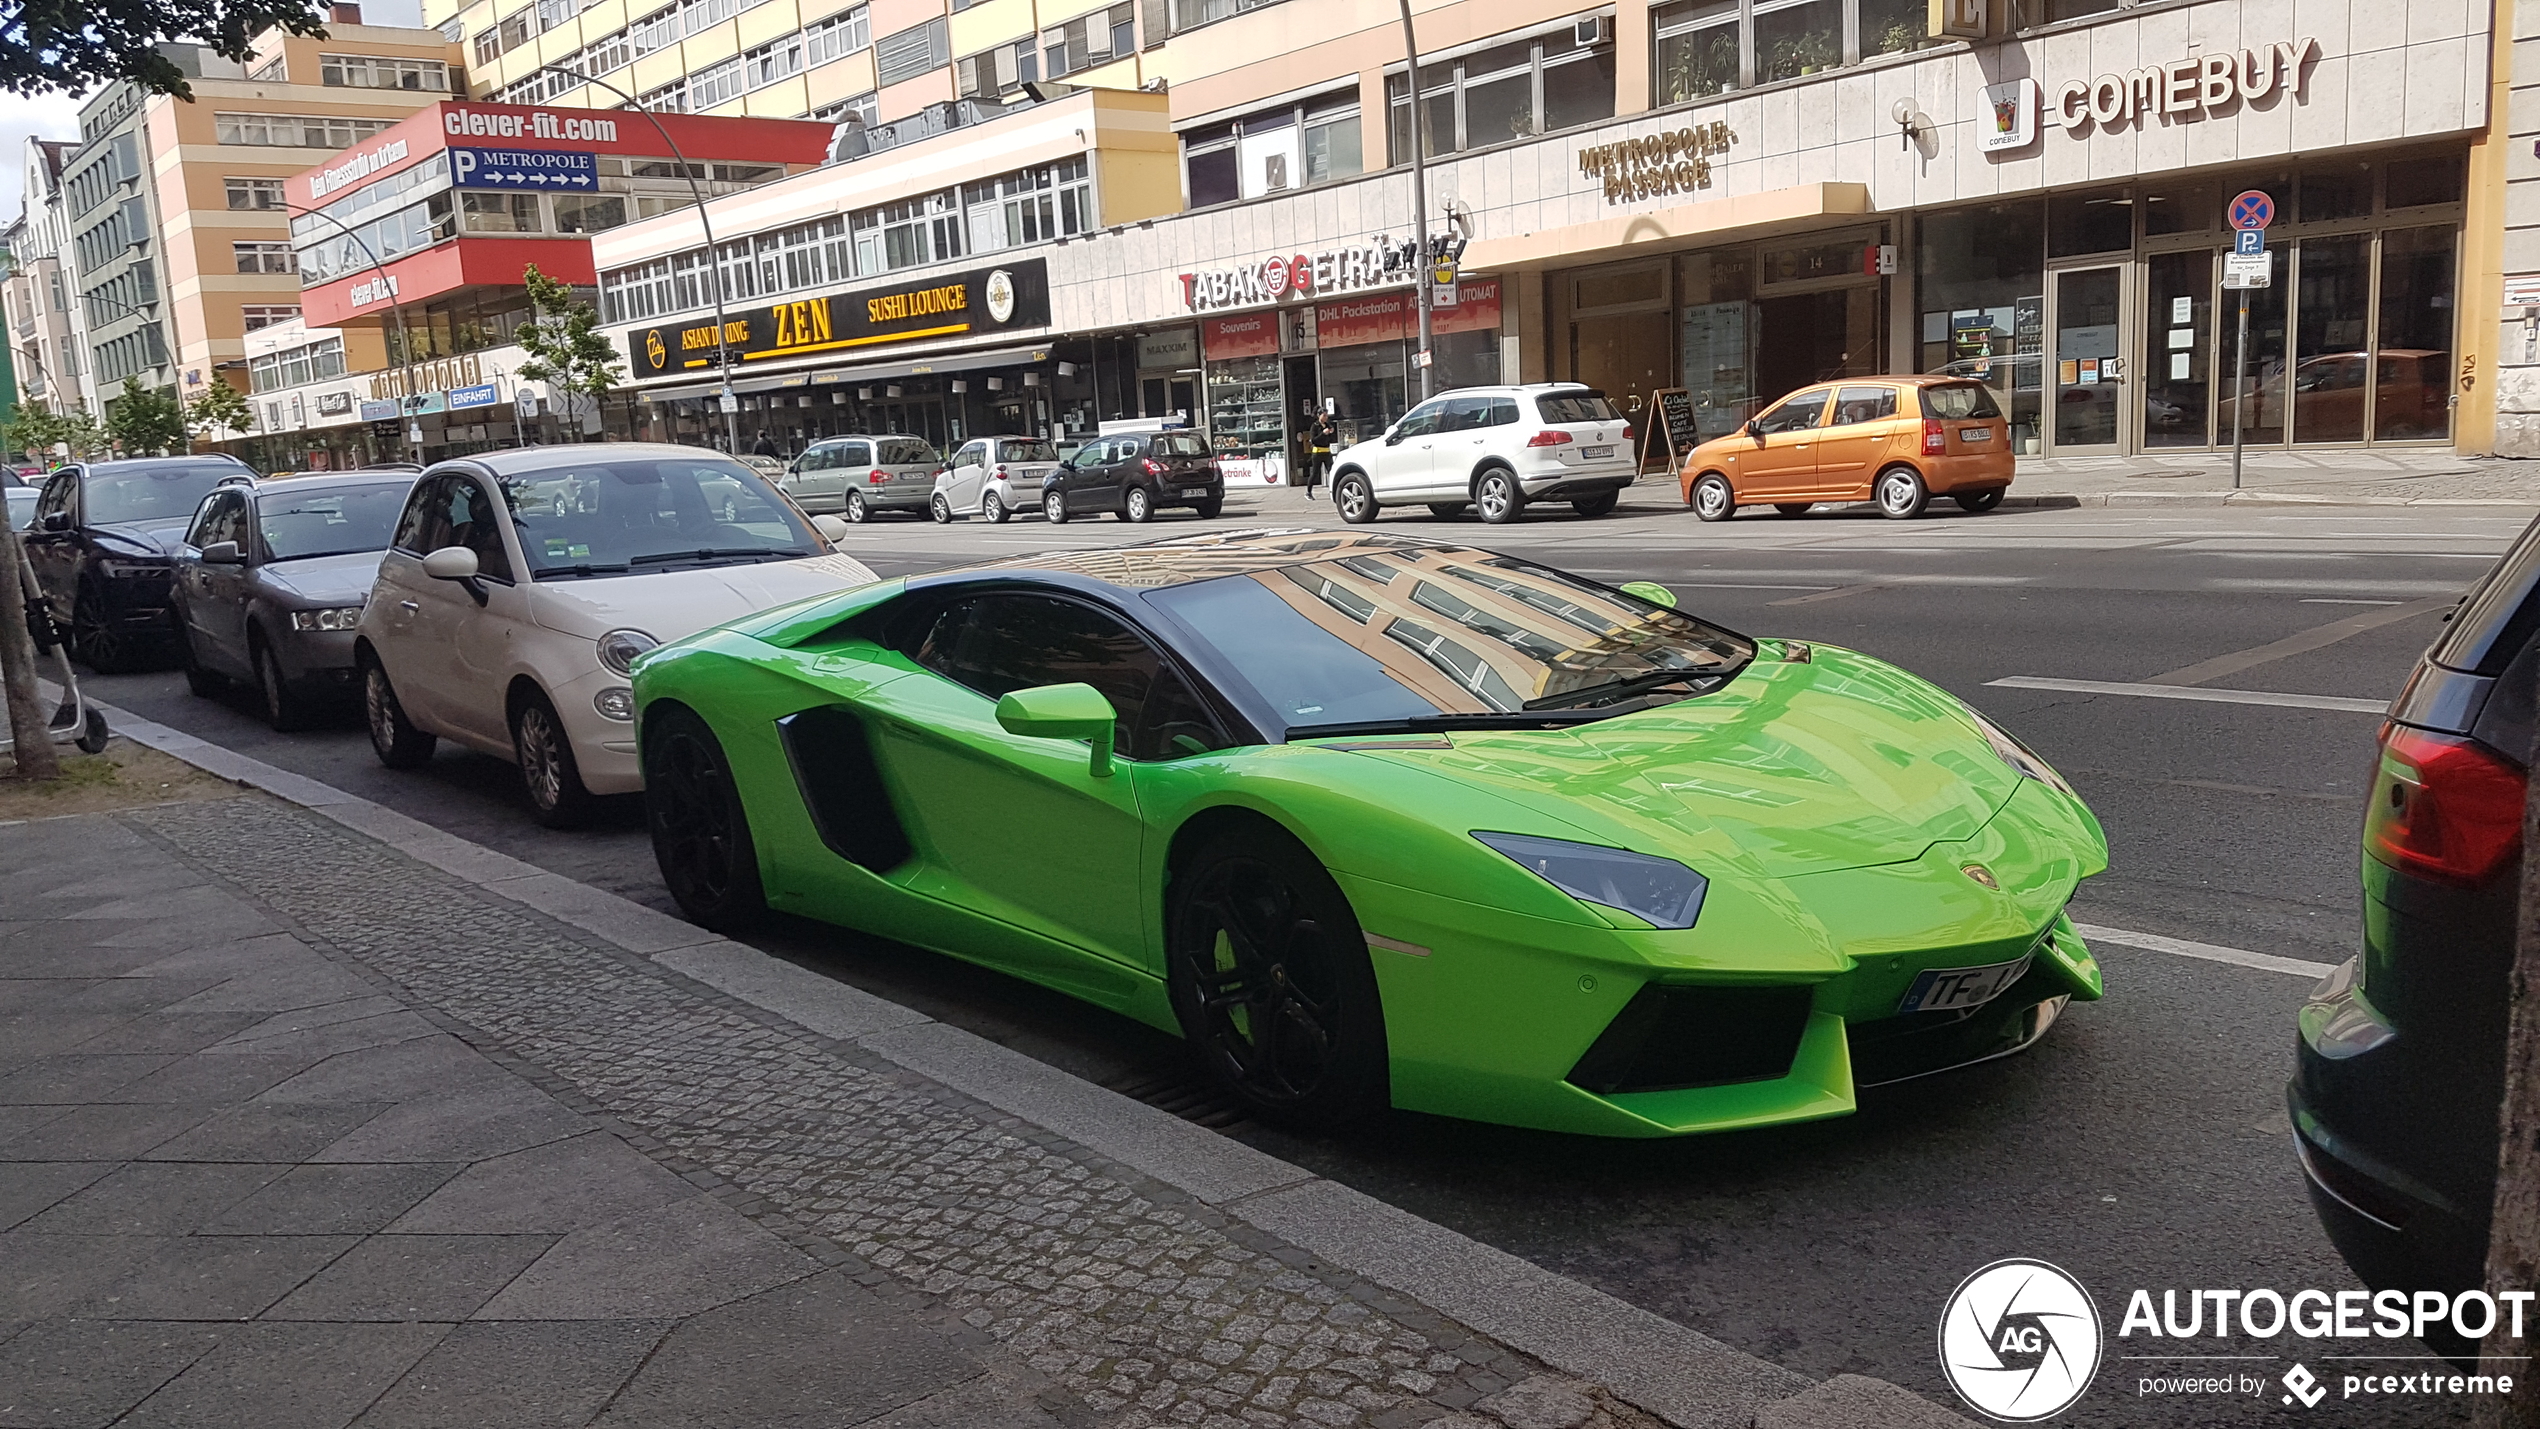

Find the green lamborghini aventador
[[631, 527, 2107, 1138]]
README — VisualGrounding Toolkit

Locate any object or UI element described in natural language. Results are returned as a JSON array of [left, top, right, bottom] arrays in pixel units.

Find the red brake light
[[994, 465, 1009, 478], [868, 468, 887, 484], [1527, 430, 1573, 447], [2363, 724, 2526, 887], [1622, 423, 1634, 441], [1922, 419, 1947, 455], [1142, 457, 1166, 474]]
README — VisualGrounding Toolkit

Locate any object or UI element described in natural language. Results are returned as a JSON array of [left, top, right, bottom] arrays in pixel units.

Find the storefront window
[[2140, 179, 2214, 237], [1917, 200, 2044, 452], [1207, 352, 1284, 461], [1319, 341, 1405, 448], [1386, 24, 1615, 163], [2143, 251, 2212, 448], [2300, 162, 2373, 225], [1653, 0, 1738, 101], [1679, 248, 1753, 437], [2387, 155, 2464, 211], [2374, 226, 2455, 441], [2219, 241, 2290, 447], [2291, 234, 2372, 444], [2047, 188, 2130, 258]]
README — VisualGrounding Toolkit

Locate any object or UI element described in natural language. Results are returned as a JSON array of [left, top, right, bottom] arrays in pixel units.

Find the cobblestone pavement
[[99, 795, 1659, 1429]]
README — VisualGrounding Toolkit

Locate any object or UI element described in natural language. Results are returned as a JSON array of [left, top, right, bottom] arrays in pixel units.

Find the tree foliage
[[104, 375, 186, 456], [5, 397, 103, 463], [186, 380, 253, 441], [515, 263, 624, 438], [3, 0, 325, 100]]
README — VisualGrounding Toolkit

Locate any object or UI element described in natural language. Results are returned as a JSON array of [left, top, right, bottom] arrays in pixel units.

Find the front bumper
[[92, 571, 178, 631], [272, 627, 361, 688]]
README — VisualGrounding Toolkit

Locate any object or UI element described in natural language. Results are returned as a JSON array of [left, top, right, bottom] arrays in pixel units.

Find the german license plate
[[1579, 444, 1614, 458], [1961, 427, 1993, 441], [1180, 487, 1208, 498], [1897, 954, 2031, 1014]]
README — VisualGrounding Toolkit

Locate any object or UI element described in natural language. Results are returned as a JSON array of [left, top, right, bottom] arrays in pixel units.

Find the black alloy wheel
[[71, 584, 143, 674], [363, 658, 436, 768], [1166, 827, 1389, 1130], [643, 704, 765, 932]]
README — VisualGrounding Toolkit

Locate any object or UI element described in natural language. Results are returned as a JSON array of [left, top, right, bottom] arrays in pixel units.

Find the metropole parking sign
[[451, 146, 596, 191]]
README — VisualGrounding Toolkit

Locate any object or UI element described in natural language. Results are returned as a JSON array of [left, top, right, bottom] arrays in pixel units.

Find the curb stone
[[70, 693, 1978, 1429]]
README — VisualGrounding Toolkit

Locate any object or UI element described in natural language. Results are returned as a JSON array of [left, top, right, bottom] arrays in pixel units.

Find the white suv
[[1327, 384, 1636, 524]]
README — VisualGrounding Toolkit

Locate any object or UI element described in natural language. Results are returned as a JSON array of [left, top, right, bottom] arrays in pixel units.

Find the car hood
[[529, 552, 879, 642], [91, 518, 193, 557], [260, 550, 386, 605], [1328, 645, 2033, 881]]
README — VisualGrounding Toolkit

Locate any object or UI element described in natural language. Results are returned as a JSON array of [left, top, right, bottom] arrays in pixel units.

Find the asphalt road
[[72, 490, 2530, 1427]]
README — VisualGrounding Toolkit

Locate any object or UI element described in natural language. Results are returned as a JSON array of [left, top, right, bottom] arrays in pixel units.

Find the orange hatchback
[[1678, 376, 2013, 521]]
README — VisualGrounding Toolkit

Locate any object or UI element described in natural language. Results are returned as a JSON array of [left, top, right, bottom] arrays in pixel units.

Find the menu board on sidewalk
[[1640, 388, 1700, 472]]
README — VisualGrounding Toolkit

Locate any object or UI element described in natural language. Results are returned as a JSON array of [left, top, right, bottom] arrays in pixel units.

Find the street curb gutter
[[74, 694, 1972, 1429]]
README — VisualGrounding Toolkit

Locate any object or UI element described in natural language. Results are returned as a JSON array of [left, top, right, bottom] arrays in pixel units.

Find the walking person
[[750, 430, 780, 459], [1304, 410, 1335, 494]]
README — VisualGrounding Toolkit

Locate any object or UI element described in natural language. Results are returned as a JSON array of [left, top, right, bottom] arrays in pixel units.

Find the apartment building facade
[[4, 140, 88, 416]]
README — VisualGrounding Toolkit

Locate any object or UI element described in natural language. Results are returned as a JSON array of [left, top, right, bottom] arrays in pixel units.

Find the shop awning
[[1462, 181, 1874, 274], [642, 341, 1057, 402]]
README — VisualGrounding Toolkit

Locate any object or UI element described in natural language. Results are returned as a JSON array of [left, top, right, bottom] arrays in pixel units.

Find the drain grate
[[1102, 1061, 1252, 1128]]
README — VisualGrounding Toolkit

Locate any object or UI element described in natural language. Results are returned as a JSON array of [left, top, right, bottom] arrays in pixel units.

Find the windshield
[[260, 481, 411, 561], [995, 438, 1059, 462], [1149, 548, 1753, 735], [86, 465, 238, 525], [876, 437, 938, 466], [496, 456, 818, 577], [1536, 392, 1622, 423], [1920, 383, 2003, 420], [1152, 433, 1212, 458]]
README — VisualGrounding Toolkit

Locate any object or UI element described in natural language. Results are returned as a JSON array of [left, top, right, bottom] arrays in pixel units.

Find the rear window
[[1151, 433, 1212, 458], [996, 438, 1059, 462], [1919, 384, 2003, 420], [2428, 511, 2540, 676], [877, 437, 938, 466], [1536, 392, 1622, 424]]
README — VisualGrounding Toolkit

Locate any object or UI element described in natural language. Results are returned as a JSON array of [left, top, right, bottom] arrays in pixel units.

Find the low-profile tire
[[1876, 465, 1930, 520], [71, 583, 144, 674], [181, 636, 225, 697], [1192, 495, 1223, 519], [982, 491, 1010, 524], [1426, 502, 1468, 520], [929, 492, 955, 524], [1474, 469, 1524, 524], [1044, 490, 1070, 524], [1570, 489, 1619, 518], [1122, 486, 1154, 523], [844, 489, 871, 524], [1773, 502, 1814, 517], [1953, 487, 2006, 513], [362, 656, 436, 769], [1690, 474, 1737, 522], [1166, 823, 1389, 1131], [1333, 472, 1377, 525], [512, 687, 595, 829], [252, 634, 312, 733], [643, 703, 765, 933]]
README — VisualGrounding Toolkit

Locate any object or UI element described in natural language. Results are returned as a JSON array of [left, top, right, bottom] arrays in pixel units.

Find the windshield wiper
[[629, 547, 802, 566], [1523, 667, 1727, 712], [1285, 712, 1608, 740], [532, 562, 633, 579]]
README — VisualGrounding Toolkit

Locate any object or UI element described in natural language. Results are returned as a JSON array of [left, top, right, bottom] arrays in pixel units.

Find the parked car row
[[771, 430, 1227, 527]]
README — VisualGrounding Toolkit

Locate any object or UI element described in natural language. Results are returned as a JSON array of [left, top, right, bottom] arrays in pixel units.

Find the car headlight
[[289, 605, 366, 632], [97, 558, 169, 579], [596, 628, 661, 676], [593, 687, 635, 721], [1967, 709, 2077, 799], [1472, 832, 1708, 929]]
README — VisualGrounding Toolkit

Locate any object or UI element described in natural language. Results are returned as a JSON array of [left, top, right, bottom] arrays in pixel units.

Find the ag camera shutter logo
[[1939, 1259, 2103, 1421]]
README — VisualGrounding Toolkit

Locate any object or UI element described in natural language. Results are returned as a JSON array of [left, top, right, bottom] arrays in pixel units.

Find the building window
[[601, 257, 673, 323], [1388, 23, 1613, 163], [813, 91, 879, 125], [234, 241, 298, 273], [747, 34, 806, 88], [1654, 0, 1928, 103], [499, 9, 533, 50], [248, 54, 286, 81], [961, 157, 1092, 251], [1042, 3, 1132, 79], [248, 335, 345, 392], [640, 77, 690, 111], [537, 0, 575, 30], [632, 6, 679, 55], [215, 113, 397, 147], [956, 38, 1038, 98], [585, 28, 632, 72], [320, 53, 451, 89], [806, 4, 870, 63], [225, 177, 288, 210], [553, 193, 630, 232], [241, 304, 301, 330], [690, 56, 745, 107], [474, 28, 503, 64], [1183, 89, 1360, 207], [875, 17, 949, 85], [1168, 0, 1273, 32], [851, 189, 963, 275], [460, 191, 542, 232], [439, 16, 467, 41]]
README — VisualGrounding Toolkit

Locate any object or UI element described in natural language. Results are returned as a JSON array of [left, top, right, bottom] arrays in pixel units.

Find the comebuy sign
[[623, 258, 1051, 379], [2047, 36, 2319, 134]]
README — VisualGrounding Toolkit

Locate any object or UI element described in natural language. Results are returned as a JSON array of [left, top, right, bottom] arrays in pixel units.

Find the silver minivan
[[783, 434, 941, 521], [930, 435, 1062, 523]]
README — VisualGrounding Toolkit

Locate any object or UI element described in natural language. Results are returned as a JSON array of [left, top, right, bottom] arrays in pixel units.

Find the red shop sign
[[1203, 311, 1281, 360], [1314, 280, 1504, 348]]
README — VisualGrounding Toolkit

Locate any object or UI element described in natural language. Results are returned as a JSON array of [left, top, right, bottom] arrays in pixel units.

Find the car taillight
[[994, 465, 1009, 479], [1527, 430, 1573, 447], [2362, 723, 2527, 887], [1622, 424, 1634, 441], [868, 468, 888, 484], [1142, 458, 1166, 474], [1922, 420, 1947, 455]]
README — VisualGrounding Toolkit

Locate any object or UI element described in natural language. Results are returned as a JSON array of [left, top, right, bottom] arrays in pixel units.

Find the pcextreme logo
[[1939, 1259, 2103, 1421]]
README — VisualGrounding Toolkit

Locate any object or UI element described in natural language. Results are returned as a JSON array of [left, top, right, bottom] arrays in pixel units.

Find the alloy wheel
[[517, 703, 565, 811], [651, 728, 738, 909], [1334, 476, 1374, 525], [930, 494, 954, 524], [845, 491, 869, 523], [1476, 474, 1519, 524], [1174, 857, 1345, 1108], [1126, 488, 1152, 523], [1045, 491, 1068, 523], [983, 492, 1008, 523]]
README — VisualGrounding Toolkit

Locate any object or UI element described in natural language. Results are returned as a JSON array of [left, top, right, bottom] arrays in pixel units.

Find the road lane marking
[[2072, 922, 2336, 979], [2301, 598, 2401, 605], [1985, 676, 2388, 714], [1770, 583, 1885, 606], [2144, 594, 2456, 685]]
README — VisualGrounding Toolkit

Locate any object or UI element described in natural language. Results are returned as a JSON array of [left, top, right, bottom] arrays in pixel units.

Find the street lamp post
[[1395, 0, 1435, 403], [281, 201, 422, 460], [525, 66, 741, 452]]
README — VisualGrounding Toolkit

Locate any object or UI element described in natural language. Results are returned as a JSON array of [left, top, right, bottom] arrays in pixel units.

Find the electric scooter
[[0, 536, 109, 760]]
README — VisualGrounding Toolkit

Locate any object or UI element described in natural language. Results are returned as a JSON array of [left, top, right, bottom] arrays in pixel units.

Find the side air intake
[[776, 706, 913, 871]]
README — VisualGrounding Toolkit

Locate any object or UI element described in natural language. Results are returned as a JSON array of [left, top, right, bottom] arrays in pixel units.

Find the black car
[[22, 455, 257, 672], [171, 471, 418, 729], [2290, 512, 2540, 1360], [1044, 430, 1223, 524]]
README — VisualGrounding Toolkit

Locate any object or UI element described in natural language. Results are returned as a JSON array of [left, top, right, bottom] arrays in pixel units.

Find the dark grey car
[[172, 472, 418, 729]]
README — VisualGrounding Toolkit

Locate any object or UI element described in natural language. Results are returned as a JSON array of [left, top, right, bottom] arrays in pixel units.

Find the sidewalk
[[0, 762, 1972, 1429]]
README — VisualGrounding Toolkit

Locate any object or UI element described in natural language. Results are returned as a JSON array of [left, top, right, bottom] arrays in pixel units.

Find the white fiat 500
[[357, 444, 876, 827]]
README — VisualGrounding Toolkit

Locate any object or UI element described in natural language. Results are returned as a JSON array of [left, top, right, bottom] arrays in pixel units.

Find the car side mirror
[[810, 514, 851, 544], [994, 682, 1116, 778], [1618, 580, 1677, 609], [1383, 428, 1404, 445], [420, 545, 489, 604], [1744, 420, 1764, 440], [39, 512, 69, 532], [198, 540, 244, 565]]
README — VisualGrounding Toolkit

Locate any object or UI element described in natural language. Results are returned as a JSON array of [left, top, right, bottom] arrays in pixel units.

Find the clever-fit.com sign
[[451, 147, 596, 191]]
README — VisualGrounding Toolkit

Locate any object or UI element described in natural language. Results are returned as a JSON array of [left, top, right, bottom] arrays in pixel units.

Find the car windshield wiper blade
[[628, 547, 801, 566], [532, 561, 633, 579], [1285, 712, 1608, 740], [1522, 667, 1730, 711]]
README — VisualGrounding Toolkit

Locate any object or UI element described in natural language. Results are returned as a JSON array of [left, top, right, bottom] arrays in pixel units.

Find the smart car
[[930, 435, 1061, 524]]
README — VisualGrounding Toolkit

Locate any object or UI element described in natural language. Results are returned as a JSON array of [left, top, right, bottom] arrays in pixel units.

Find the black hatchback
[[2290, 513, 2540, 1357], [22, 455, 257, 672], [1043, 430, 1223, 524]]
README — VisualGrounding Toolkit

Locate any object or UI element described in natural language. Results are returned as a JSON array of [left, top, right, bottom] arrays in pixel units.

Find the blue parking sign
[[451, 146, 597, 191], [2233, 229, 2264, 256]]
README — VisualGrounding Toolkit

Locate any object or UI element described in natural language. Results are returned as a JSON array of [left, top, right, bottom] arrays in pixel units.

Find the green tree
[[3, 1, 325, 100], [515, 263, 625, 441], [104, 375, 185, 456], [5, 397, 102, 464], [186, 380, 253, 443]]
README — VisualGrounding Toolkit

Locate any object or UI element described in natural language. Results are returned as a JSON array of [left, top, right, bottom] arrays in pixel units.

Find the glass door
[[2143, 251, 2213, 447], [2047, 264, 2127, 453]]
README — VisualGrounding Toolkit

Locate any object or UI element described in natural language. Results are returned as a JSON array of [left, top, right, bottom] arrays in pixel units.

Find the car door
[[945, 441, 985, 511], [180, 490, 253, 677], [22, 470, 80, 618], [1061, 439, 1116, 512], [440, 474, 530, 749], [371, 474, 460, 729], [872, 591, 1154, 972], [1809, 385, 1902, 497], [1426, 395, 1498, 498], [1372, 399, 1449, 499], [1733, 389, 1832, 499]]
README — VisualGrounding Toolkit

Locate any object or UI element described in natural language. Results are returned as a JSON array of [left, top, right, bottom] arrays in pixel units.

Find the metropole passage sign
[[625, 259, 1051, 379]]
